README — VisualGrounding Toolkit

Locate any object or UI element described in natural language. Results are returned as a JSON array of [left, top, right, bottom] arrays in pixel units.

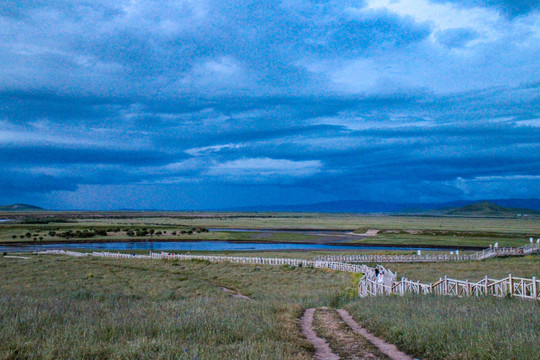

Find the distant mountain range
[[226, 198, 540, 214], [2, 199, 540, 216], [0, 203, 44, 211]]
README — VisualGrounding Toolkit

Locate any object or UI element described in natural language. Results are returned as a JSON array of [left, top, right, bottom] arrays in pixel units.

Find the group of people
[[373, 265, 386, 284]]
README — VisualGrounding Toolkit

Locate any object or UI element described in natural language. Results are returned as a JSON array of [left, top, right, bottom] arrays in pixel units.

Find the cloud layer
[[0, 0, 539, 209]]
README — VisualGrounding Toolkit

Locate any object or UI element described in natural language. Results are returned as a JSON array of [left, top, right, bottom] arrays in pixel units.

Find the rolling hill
[[0, 204, 44, 211], [444, 201, 539, 216]]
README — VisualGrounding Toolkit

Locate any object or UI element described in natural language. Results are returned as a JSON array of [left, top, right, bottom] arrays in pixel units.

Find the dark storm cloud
[[0, 0, 539, 208], [0, 146, 178, 165]]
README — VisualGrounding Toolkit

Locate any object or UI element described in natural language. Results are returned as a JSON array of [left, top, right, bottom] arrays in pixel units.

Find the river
[[0, 241, 452, 253]]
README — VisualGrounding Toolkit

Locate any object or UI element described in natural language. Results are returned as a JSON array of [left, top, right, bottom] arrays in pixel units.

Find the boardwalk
[[37, 250, 538, 301], [37, 250, 378, 276], [358, 274, 539, 301], [318, 243, 540, 263]]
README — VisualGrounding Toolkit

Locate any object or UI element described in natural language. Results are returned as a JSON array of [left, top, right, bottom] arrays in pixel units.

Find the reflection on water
[[0, 241, 448, 252]]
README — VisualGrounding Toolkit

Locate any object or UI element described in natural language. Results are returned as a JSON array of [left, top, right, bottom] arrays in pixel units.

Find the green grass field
[[345, 295, 539, 360], [0, 255, 352, 360], [1, 253, 538, 359], [1, 212, 539, 247]]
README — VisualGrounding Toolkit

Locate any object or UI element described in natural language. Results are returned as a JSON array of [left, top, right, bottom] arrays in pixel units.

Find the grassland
[[1, 212, 539, 247], [0, 255, 353, 360], [345, 295, 539, 360], [1, 253, 539, 359]]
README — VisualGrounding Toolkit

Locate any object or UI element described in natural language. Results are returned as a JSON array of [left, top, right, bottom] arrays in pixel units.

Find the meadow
[[1, 253, 538, 360], [1, 212, 539, 247], [345, 295, 539, 360]]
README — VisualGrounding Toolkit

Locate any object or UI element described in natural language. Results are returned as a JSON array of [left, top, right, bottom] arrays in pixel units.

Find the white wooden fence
[[318, 243, 540, 263], [358, 274, 540, 301], [35, 249, 380, 276], [36, 250, 538, 301]]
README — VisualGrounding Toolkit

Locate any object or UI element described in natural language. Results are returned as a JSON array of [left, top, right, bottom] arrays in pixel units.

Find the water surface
[[0, 241, 450, 252]]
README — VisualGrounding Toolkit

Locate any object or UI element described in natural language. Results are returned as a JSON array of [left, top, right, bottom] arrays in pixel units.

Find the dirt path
[[313, 308, 389, 360], [219, 286, 253, 300], [301, 308, 340, 360], [302, 308, 416, 360], [337, 309, 415, 360], [349, 230, 380, 237]]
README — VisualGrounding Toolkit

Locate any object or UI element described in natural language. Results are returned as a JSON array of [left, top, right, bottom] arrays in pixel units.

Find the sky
[[0, 0, 539, 210]]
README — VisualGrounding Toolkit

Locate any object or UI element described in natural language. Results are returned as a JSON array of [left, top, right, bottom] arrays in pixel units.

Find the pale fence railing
[[318, 243, 540, 263], [358, 274, 540, 301], [35, 249, 382, 276], [36, 250, 537, 301]]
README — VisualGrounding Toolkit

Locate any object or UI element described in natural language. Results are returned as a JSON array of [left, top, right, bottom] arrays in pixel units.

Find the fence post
[[444, 275, 448, 295], [508, 274, 513, 297], [532, 277, 537, 299]]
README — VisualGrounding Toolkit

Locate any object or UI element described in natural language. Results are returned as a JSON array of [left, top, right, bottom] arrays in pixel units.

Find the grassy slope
[[0, 255, 353, 360], [345, 295, 539, 360], [347, 256, 540, 360], [1, 254, 539, 359]]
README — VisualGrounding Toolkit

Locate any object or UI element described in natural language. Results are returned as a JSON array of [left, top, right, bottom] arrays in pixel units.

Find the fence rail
[[358, 274, 539, 300], [36, 250, 538, 301], [318, 243, 540, 263], [35, 249, 383, 276]]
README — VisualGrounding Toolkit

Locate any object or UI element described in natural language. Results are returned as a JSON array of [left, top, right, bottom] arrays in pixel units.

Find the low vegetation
[[1, 254, 538, 359], [0, 255, 351, 359], [2, 212, 538, 247], [0, 225, 210, 244], [346, 295, 539, 360]]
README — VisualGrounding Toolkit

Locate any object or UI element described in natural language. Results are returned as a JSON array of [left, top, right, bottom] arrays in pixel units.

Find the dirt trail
[[301, 308, 340, 360], [350, 229, 380, 237], [313, 308, 389, 360], [302, 308, 416, 360], [219, 286, 252, 300], [337, 309, 415, 360]]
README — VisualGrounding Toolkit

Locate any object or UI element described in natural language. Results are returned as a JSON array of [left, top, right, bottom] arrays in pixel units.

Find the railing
[[358, 274, 539, 301], [318, 243, 540, 263], [35, 249, 381, 276], [36, 250, 537, 301]]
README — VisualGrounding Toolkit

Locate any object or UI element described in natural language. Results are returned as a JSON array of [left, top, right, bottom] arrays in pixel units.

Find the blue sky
[[0, 0, 539, 210]]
